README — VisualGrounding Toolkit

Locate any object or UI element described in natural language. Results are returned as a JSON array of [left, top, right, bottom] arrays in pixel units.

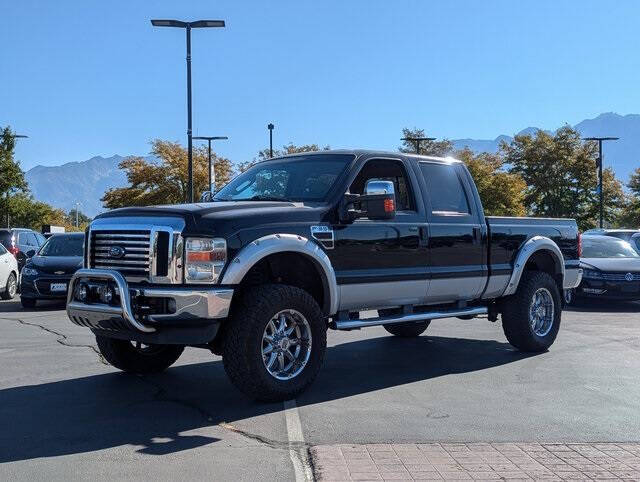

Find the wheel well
[[524, 250, 563, 293], [236, 252, 328, 314]]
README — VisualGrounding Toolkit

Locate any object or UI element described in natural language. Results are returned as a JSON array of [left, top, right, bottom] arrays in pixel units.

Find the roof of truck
[[272, 149, 462, 164]]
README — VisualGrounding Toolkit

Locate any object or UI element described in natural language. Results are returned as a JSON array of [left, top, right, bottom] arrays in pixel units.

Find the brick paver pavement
[[311, 443, 640, 481]]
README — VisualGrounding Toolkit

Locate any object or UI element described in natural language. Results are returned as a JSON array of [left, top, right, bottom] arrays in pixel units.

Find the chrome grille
[[601, 272, 640, 281], [90, 230, 151, 278]]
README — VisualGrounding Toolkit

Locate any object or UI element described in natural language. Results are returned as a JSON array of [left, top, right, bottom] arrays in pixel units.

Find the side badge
[[311, 225, 334, 250]]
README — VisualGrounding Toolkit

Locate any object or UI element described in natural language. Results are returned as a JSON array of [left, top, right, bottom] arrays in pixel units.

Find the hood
[[581, 257, 640, 272], [27, 255, 83, 275], [95, 201, 330, 238]]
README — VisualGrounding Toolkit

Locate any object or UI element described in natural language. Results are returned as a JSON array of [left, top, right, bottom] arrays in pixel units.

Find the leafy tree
[[501, 126, 625, 230], [67, 208, 92, 227], [619, 167, 640, 227], [399, 128, 453, 156], [455, 148, 526, 216], [5, 192, 86, 231], [0, 126, 28, 226], [102, 140, 233, 209]]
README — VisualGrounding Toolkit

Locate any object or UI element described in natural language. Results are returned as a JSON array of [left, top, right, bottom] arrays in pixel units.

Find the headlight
[[22, 267, 39, 276], [184, 237, 226, 283], [583, 269, 602, 279]]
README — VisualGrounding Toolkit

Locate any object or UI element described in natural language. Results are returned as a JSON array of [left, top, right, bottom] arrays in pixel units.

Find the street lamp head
[[151, 19, 188, 28], [193, 136, 228, 141], [401, 136, 436, 142], [11, 134, 28, 139], [583, 137, 620, 141], [190, 20, 225, 28], [268, 123, 274, 130]]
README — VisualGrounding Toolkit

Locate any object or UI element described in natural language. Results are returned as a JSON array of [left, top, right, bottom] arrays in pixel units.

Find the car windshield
[[213, 154, 354, 202], [39, 235, 84, 257], [582, 236, 639, 258]]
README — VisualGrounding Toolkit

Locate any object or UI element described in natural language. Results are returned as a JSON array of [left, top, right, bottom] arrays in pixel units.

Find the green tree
[[456, 148, 526, 216], [102, 140, 234, 209], [67, 208, 92, 227], [0, 126, 29, 226], [501, 126, 625, 230], [619, 167, 640, 227], [399, 128, 453, 156]]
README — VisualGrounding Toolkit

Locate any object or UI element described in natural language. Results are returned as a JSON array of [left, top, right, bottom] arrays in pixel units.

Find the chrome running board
[[333, 306, 488, 330]]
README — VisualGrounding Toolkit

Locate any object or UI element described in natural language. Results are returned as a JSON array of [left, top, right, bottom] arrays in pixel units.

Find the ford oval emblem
[[109, 246, 126, 259], [625, 272, 634, 282]]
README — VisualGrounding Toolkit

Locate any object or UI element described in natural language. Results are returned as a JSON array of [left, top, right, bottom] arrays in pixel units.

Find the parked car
[[565, 234, 640, 304], [66, 150, 582, 401], [19, 232, 84, 308], [583, 228, 640, 243], [0, 242, 19, 300], [0, 228, 47, 272]]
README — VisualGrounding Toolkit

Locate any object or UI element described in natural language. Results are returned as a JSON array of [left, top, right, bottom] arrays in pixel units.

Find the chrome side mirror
[[365, 179, 395, 196], [199, 191, 214, 202]]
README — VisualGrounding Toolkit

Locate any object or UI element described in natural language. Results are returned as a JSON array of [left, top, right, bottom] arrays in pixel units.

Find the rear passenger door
[[416, 161, 486, 303]]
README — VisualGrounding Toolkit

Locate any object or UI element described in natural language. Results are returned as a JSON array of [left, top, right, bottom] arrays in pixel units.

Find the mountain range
[[24, 113, 640, 218]]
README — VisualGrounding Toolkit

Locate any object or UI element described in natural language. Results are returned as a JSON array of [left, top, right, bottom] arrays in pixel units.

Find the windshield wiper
[[247, 195, 292, 202]]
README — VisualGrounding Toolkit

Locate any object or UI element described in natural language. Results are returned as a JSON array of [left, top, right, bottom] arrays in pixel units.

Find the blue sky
[[2, 0, 640, 171]]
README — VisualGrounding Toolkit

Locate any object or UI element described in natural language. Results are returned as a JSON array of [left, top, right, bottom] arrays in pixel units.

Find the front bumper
[[577, 277, 640, 300], [66, 269, 233, 344]]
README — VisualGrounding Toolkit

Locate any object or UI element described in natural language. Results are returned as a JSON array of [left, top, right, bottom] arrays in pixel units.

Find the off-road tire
[[1, 273, 17, 300], [501, 271, 562, 352], [95, 336, 184, 374], [222, 284, 327, 402], [20, 297, 37, 308], [378, 308, 430, 337]]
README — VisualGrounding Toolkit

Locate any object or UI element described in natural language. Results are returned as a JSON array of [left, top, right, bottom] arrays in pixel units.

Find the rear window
[[419, 162, 471, 215], [0, 231, 12, 249]]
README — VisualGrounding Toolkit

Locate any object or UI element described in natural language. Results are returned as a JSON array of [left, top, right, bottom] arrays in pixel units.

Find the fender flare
[[220, 233, 339, 315], [502, 236, 565, 296]]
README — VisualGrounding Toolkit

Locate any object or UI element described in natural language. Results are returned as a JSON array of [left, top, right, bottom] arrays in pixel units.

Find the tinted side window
[[350, 159, 416, 211], [419, 163, 470, 215], [0, 243, 7, 255], [35, 233, 47, 246], [0, 232, 11, 249]]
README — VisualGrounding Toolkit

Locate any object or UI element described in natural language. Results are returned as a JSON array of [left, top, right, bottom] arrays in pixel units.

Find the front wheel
[[95, 336, 184, 374], [222, 284, 327, 402], [501, 271, 562, 352]]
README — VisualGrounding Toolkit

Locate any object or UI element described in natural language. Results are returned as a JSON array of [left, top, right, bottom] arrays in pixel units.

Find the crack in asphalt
[[2, 316, 108, 365], [130, 375, 293, 450]]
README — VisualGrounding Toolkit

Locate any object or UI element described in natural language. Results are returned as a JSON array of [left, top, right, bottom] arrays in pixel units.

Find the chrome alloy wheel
[[261, 309, 312, 381], [530, 287, 554, 337]]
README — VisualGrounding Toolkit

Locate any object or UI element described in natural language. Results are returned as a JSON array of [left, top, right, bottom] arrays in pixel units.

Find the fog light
[[103, 286, 114, 304], [77, 283, 88, 302], [583, 288, 606, 294]]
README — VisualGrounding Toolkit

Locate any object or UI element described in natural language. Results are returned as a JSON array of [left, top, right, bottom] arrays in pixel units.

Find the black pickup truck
[[67, 150, 582, 401]]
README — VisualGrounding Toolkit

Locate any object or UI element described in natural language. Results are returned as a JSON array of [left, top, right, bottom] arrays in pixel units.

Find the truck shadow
[[0, 335, 533, 463]]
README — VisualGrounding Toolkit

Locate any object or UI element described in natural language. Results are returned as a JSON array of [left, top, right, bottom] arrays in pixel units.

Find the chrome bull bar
[[67, 268, 155, 332], [67, 269, 235, 335]]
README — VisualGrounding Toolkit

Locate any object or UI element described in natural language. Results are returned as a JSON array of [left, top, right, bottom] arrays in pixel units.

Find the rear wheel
[[222, 284, 327, 402], [379, 308, 430, 337], [1, 273, 17, 300], [501, 271, 562, 352], [95, 336, 184, 374]]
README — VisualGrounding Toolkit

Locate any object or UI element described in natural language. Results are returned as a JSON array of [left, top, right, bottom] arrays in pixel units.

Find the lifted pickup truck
[[67, 150, 582, 401]]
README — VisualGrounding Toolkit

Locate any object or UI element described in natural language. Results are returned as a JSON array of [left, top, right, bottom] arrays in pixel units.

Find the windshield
[[39, 235, 84, 257], [213, 154, 354, 202], [582, 236, 639, 259]]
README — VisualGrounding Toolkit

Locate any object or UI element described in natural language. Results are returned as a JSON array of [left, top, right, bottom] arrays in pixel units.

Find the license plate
[[50, 283, 67, 292]]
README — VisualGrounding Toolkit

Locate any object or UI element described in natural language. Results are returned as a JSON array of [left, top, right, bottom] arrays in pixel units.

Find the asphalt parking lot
[[1, 297, 640, 481]]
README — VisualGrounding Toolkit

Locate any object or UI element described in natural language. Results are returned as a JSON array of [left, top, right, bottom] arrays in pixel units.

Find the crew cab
[[67, 150, 582, 401]]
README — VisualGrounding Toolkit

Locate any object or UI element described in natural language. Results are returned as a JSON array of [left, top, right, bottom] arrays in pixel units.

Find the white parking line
[[284, 399, 313, 482]]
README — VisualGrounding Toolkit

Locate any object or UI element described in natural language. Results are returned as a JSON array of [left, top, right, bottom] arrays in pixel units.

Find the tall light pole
[[5, 134, 28, 228], [193, 136, 228, 193], [268, 123, 274, 158], [74, 202, 82, 227], [151, 19, 226, 203], [401, 136, 435, 154], [583, 136, 619, 228]]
